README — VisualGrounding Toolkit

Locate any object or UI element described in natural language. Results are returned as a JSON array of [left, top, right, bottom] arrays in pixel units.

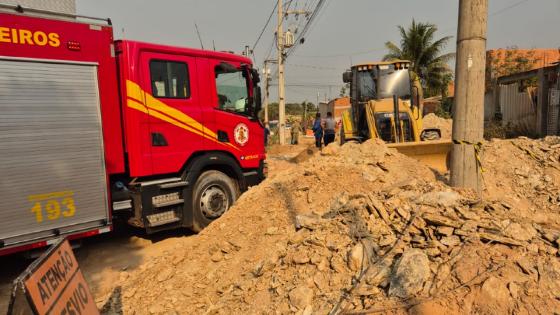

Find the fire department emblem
[[234, 123, 249, 146]]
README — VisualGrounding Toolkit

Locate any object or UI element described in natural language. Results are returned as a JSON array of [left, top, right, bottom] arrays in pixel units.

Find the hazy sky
[[76, 0, 560, 103]]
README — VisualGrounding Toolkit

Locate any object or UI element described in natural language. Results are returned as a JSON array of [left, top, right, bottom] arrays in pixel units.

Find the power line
[[490, 0, 529, 17], [293, 47, 386, 59], [285, 0, 330, 59], [440, 0, 531, 35], [285, 63, 342, 70], [252, 0, 278, 53]]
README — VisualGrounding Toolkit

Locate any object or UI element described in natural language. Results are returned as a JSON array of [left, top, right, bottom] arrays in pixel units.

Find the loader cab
[[343, 61, 417, 141], [344, 61, 413, 103]]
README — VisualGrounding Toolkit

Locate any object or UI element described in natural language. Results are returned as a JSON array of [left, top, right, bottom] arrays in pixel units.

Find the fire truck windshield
[[215, 66, 250, 114]]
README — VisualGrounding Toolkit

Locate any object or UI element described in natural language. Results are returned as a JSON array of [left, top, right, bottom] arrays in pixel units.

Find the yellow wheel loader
[[340, 60, 452, 172]]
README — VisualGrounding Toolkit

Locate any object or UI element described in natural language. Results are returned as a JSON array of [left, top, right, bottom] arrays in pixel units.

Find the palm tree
[[383, 20, 454, 98]]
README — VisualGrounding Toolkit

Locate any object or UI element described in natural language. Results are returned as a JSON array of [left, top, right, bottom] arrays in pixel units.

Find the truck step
[[152, 199, 185, 208], [113, 200, 132, 211], [146, 211, 181, 227], [159, 181, 189, 189], [152, 192, 184, 208]]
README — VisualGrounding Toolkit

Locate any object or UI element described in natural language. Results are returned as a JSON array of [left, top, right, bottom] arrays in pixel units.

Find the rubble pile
[[482, 137, 560, 226], [423, 113, 452, 139], [105, 138, 560, 314]]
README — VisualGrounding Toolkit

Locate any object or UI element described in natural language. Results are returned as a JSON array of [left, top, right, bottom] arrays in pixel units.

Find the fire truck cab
[[0, 5, 266, 255]]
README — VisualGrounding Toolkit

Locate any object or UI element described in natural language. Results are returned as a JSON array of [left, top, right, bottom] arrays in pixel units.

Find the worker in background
[[291, 119, 302, 145], [312, 113, 323, 149], [264, 123, 270, 147], [323, 112, 336, 146]]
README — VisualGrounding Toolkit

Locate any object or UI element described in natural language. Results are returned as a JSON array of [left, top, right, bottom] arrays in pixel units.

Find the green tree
[[383, 20, 454, 98]]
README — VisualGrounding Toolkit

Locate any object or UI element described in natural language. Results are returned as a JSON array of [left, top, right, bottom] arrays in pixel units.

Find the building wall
[[484, 92, 494, 121], [1, 0, 76, 14], [499, 83, 537, 134]]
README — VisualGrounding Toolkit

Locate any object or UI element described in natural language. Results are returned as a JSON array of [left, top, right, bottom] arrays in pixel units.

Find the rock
[[527, 243, 539, 253], [516, 258, 535, 275], [266, 227, 279, 235], [440, 235, 461, 247], [157, 268, 174, 282], [396, 207, 411, 221], [508, 282, 519, 299], [330, 255, 347, 273], [292, 251, 310, 264], [252, 260, 265, 277], [408, 301, 447, 315], [362, 171, 377, 182], [417, 190, 461, 207], [422, 213, 462, 228], [426, 247, 441, 257], [436, 226, 454, 236], [379, 234, 396, 247], [355, 286, 382, 297], [388, 249, 430, 298], [210, 252, 223, 262], [288, 286, 314, 310], [504, 223, 537, 242], [302, 305, 313, 315], [481, 277, 510, 305], [478, 232, 524, 246], [365, 257, 393, 286], [295, 214, 323, 230], [313, 273, 328, 292], [149, 303, 166, 314], [348, 243, 366, 272], [171, 255, 185, 266]]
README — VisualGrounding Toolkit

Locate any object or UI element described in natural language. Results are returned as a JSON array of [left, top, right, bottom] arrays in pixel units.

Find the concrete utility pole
[[277, 0, 286, 144], [262, 62, 271, 124], [450, 0, 488, 192]]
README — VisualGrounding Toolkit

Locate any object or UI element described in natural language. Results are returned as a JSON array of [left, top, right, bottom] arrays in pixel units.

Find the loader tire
[[340, 127, 346, 145], [191, 170, 239, 232]]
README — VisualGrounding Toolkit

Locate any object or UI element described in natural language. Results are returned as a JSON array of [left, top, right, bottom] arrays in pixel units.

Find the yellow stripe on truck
[[125, 80, 240, 151]]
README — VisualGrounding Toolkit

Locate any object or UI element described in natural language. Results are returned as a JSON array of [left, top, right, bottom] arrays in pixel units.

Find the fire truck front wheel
[[192, 170, 239, 232]]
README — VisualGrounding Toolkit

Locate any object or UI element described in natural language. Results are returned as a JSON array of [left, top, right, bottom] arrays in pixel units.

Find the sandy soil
[[0, 138, 315, 314], [2, 136, 559, 315]]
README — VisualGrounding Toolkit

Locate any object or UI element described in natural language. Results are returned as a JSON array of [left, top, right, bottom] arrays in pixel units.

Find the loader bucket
[[387, 140, 452, 173]]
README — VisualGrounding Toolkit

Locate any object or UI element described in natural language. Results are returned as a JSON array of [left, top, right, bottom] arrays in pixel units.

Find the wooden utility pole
[[277, 0, 286, 144], [450, 0, 488, 191]]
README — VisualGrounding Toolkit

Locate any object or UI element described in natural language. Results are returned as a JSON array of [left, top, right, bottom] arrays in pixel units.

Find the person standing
[[312, 113, 323, 149], [323, 112, 336, 146], [264, 123, 270, 147], [291, 119, 302, 145]]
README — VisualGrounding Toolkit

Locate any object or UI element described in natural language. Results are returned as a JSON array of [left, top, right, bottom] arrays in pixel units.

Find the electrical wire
[[252, 0, 278, 53], [490, 0, 529, 17], [285, 0, 330, 59]]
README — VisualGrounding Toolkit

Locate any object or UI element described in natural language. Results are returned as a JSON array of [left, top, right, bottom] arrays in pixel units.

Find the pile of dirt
[[481, 136, 560, 225], [423, 113, 452, 139], [101, 138, 560, 314]]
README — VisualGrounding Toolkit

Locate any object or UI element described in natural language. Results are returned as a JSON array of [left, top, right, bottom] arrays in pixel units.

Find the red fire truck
[[0, 5, 266, 256]]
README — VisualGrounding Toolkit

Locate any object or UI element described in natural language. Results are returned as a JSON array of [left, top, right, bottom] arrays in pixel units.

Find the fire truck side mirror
[[343, 70, 352, 83], [254, 86, 262, 116]]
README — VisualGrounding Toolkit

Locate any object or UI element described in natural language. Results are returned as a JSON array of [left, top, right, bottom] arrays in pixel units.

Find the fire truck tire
[[192, 170, 239, 232]]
